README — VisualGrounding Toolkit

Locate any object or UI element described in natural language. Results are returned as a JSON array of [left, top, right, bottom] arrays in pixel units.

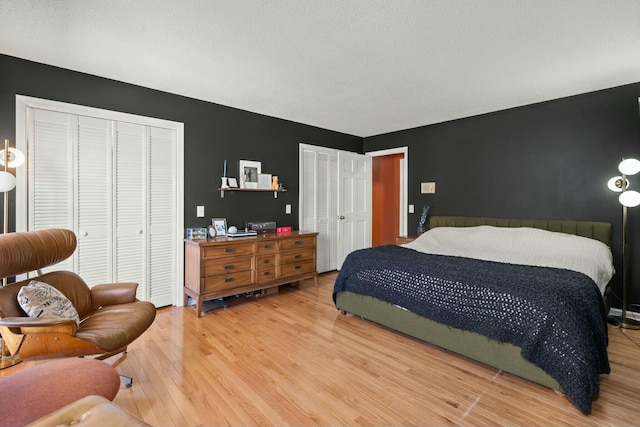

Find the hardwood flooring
[[9, 272, 640, 426]]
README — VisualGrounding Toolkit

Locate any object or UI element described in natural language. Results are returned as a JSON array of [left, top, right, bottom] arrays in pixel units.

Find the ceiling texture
[[1, 1, 639, 137]]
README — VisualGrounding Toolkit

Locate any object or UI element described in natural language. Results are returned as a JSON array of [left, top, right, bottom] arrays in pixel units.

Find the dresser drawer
[[255, 266, 276, 283], [279, 248, 315, 265], [256, 241, 278, 254], [279, 259, 316, 278], [202, 256, 253, 276], [279, 236, 315, 251], [203, 270, 253, 293], [202, 243, 254, 259], [256, 254, 276, 268]]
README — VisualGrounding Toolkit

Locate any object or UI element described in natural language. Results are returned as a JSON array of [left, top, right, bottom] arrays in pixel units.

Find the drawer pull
[[262, 244, 272, 249], [294, 240, 303, 245], [224, 248, 235, 253], [294, 254, 302, 259], [263, 271, 271, 276], [225, 277, 235, 283], [295, 265, 302, 270], [263, 259, 270, 264], [224, 265, 235, 270]]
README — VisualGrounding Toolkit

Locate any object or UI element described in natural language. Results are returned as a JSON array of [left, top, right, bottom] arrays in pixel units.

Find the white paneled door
[[19, 97, 183, 308]]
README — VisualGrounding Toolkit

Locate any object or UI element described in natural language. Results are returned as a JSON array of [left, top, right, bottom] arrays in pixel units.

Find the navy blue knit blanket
[[333, 245, 610, 415]]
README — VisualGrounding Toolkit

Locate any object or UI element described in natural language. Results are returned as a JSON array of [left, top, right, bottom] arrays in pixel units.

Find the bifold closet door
[[113, 122, 147, 300], [29, 109, 113, 281], [301, 146, 337, 273], [28, 109, 177, 306]]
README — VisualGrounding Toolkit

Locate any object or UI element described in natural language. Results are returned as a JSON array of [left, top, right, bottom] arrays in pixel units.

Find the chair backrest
[[0, 229, 94, 319], [0, 229, 77, 277]]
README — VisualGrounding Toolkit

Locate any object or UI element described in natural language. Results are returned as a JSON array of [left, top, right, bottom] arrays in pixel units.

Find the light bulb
[[0, 171, 16, 192], [618, 158, 640, 176], [619, 190, 640, 208], [0, 147, 25, 168], [607, 176, 626, 192]]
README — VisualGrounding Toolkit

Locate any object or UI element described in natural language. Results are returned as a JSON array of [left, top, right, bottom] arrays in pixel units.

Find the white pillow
[[17, 280, 80, 325]]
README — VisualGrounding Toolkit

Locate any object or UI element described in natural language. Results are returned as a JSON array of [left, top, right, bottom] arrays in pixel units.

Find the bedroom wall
[[0, 54, 362, 235], [363, 82, 640, 309]]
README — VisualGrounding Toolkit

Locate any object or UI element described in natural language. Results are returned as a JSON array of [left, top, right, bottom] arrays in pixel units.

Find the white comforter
[[402, 226, 615, 294]]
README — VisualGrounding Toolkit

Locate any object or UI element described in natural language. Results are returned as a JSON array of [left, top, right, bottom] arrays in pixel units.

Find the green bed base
[[335, 216, 613, 392]]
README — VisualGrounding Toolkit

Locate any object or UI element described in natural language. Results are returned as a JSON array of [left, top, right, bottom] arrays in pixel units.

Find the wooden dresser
[[184, 231, 318, 317]]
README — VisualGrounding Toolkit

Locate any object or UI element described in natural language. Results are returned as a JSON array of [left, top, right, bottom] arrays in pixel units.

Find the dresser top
[[185, 230, 318, 247]]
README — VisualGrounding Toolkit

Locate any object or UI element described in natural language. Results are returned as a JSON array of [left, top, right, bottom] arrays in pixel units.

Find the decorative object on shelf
[[258, 173, 272, 189], [607, 157, 640, 329], [211, 217, 228, 236], [207, 224, 216, 238], [220, 160, 229, 189], [417, 205, 431, 235], [239, 160, 261, 189], [228, 177, 238, 188], [271, 176, 279, 189]]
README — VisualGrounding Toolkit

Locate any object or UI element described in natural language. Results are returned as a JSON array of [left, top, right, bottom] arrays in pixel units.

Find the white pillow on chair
[[17, 280, 80, 325]]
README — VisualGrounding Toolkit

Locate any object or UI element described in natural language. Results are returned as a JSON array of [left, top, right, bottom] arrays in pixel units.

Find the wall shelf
[[218, 188, 287, 198]]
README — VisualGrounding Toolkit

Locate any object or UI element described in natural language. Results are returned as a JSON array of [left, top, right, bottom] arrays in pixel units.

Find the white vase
[[220, 177, 229, 189]]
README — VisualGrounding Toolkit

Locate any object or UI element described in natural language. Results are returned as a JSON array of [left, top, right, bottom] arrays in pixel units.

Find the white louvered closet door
[[147, 126, 176, 307], [28, 109, 75, 272], [76, 116, 113, 284], [300, 146, 337, 273], [26, 107, 178, 307], [114, 122, 147, 300]]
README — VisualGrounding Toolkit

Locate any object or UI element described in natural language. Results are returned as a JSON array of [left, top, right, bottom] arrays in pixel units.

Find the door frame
[[14, 95, 185, 306], [366, 147, 408, 237]]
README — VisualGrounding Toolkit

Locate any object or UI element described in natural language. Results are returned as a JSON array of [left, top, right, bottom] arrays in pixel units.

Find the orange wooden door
[[372, 153, 403, 246]]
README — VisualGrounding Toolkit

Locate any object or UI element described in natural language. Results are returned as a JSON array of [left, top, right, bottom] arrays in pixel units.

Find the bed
[[333, 216, 614, 415]]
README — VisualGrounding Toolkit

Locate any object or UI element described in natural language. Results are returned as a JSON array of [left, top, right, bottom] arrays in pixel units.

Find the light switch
[[196, 205, 205, 217], [409, 204, 414, 214], [421, 182, 436, 194], [285, 204, 292, 214]]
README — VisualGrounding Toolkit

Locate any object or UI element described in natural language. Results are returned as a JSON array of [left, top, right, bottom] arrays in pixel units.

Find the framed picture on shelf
[[258, 173, 272, 189], [211, 218, 227, 236], [227, 177, 238, 188], [239, 160, 261, 189]]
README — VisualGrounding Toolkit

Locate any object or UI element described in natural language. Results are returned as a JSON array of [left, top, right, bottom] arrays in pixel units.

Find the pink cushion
[[0, 358, 120, 426]]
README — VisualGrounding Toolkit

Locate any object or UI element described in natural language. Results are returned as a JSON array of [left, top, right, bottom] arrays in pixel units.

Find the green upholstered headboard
[[428, 216, 612, 247]]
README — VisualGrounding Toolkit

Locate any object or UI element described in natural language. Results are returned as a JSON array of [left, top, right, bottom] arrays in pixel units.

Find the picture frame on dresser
[[239, 160, 261, 189], [212, 218, 227, 236]]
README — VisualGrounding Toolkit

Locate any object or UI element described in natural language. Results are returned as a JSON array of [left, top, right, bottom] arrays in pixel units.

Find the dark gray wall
[[364, 83, 640, 308], [0, 54, 362, 234], [2, 53, 639, 309]]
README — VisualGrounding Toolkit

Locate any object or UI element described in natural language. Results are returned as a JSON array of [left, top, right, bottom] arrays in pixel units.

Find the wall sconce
[[607, 157, 640, 329]]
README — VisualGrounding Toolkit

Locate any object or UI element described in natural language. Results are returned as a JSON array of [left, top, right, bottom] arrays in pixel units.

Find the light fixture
[[1, 139, 24, 282], [0, 139, 24, 369], [608, 157, 640, 329]]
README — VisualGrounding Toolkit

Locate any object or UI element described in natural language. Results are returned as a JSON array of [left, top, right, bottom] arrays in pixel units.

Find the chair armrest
[[0, 316, 77, 334], [90, 283, 138, 309]]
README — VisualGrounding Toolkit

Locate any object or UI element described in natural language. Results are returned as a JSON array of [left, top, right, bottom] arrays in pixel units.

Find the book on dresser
[[183, 231, 318, 317]]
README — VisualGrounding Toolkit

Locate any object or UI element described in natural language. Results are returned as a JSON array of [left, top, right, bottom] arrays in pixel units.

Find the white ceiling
[[1, 1, 639, 137]]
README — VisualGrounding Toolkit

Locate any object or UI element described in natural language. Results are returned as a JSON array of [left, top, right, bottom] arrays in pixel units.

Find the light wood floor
[[11, 272, 640, 426]]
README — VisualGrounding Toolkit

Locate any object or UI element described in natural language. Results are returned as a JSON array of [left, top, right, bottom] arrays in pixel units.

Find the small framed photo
[[239, 160, 261, 189], [211, 218, 227, 236], [258, 173, 272, 189], [227, 177, 238, 188]]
